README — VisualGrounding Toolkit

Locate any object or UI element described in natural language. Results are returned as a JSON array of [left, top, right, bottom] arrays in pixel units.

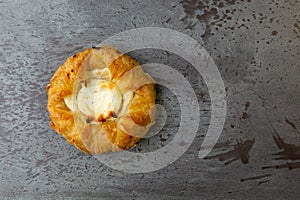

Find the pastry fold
[[47, 47, 155, 154]]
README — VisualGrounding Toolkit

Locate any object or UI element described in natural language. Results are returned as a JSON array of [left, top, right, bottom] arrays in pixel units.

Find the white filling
[[77, 79, 122, 121], [64, 68, 134, 122], [64, 65, 152, 122]]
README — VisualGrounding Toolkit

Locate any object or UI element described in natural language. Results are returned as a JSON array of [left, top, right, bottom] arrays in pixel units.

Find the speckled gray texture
[[1, 0, 300, 199]]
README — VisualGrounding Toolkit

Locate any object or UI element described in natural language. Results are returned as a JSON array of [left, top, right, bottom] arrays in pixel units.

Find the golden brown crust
[[47, 47, 155, 154], [108, 54, 140, 81], [129, 84, 155, 126], [47, 49, 92, 152]]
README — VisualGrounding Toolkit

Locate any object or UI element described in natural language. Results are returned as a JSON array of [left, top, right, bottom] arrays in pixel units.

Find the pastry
[[47, 46, 156, 154]]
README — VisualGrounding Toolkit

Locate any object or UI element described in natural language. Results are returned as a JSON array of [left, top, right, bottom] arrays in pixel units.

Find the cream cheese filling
[[64, 68, 134, 122], [77, 79, 122, 122]]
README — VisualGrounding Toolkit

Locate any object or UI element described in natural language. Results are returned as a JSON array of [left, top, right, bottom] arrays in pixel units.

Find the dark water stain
[[242, 112, 250, 119], [271, 132, 300, 161], [180, 0, 205, 17], [196, 8, 218, 40], [196, 7, 218, 39], [201, 24, 213, 41], [271, 31, 278, 36], [262, 162, 300, 170], [245, 101, 250, 111], [197, 7, 218, 21], [285, 117, 300, 133], [258, 180, 270, 185], [263, 128, 300, 170], [180, 0, 252, 42], [204, 139, 255, 165], [179, 0, 219, 41], [240, 173, 272, 182]]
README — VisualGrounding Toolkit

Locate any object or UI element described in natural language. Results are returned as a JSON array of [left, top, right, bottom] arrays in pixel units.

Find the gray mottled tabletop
[[0, 0, 300, 199]]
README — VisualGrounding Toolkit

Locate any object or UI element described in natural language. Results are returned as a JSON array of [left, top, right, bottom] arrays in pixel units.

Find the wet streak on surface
[[271, 132, 300, 161], [240, 174, 273, 182], [245, 101, 250, 111], [285, 117, 300, 134], [263, 162, 300, 170], [204, 139, 255, 165], [258, 180, 270, 185]]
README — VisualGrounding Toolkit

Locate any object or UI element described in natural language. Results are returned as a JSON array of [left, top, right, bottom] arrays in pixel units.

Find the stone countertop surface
[[0, 0, 299, 199]]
